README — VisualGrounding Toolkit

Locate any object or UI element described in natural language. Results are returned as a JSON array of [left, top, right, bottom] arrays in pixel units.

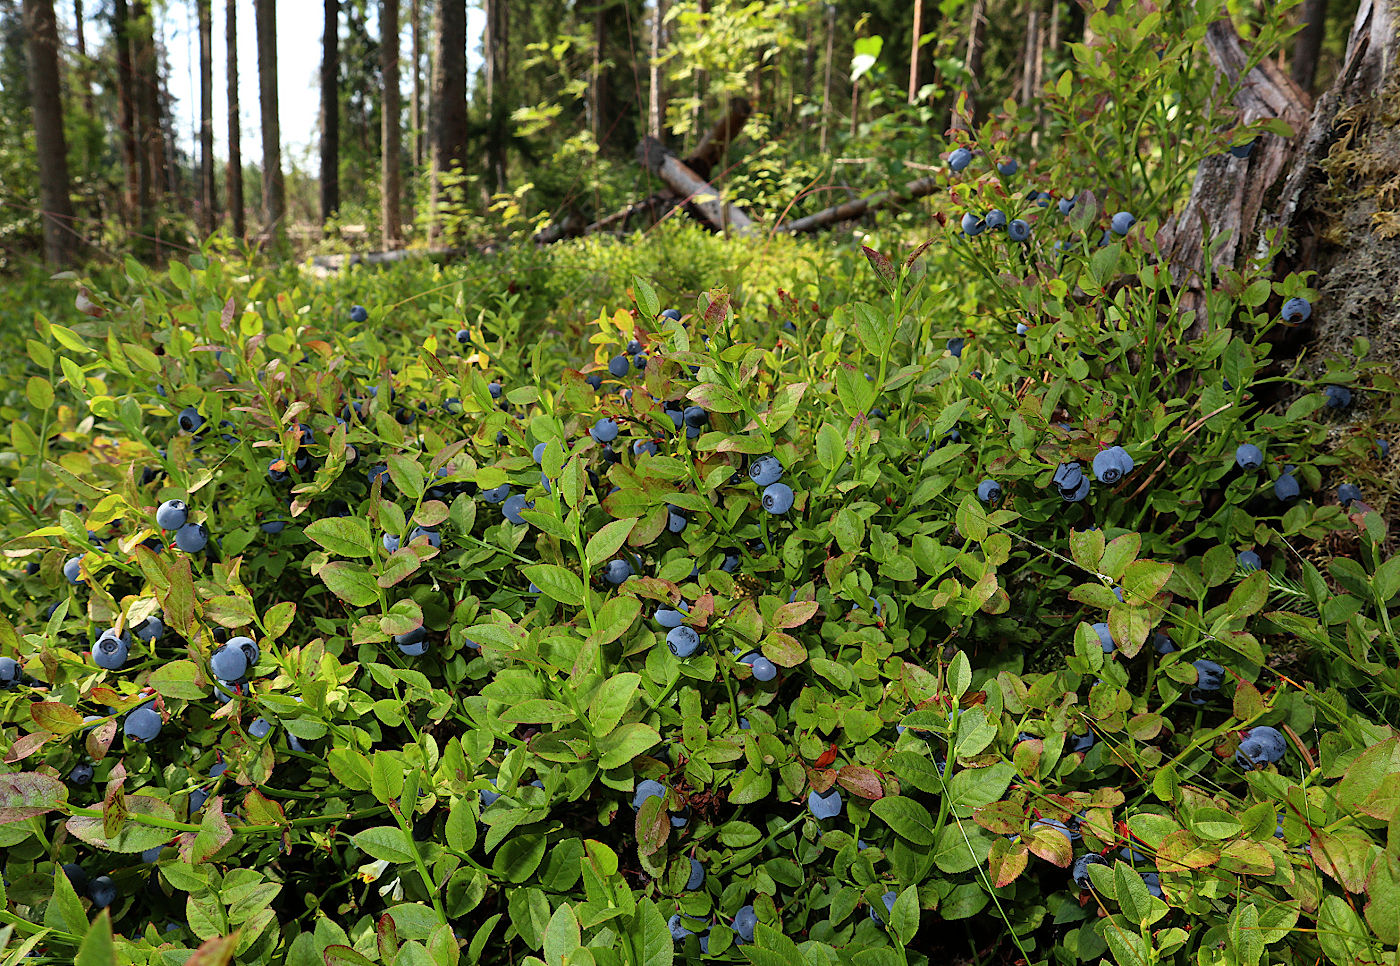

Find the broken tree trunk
[[685, 97, 752, 181], [778, 176, 940, 234], [636, 137, 755, 234]]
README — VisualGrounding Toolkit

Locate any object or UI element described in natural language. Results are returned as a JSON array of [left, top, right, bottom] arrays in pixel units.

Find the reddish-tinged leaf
[[31, 701, 84, 735], [6, 731, 54, 762], [814, 744, 839, 768], [988, 835, 1029, 887], [243, 788, 287, 827], [635, 794, 669, 857], [192, 798, 234, 864], [761, 631, 807, 668], [972, 800, 1025, 835], [0, 772, 66, 825], [377, 914, 400, 963], [772, 600, 819, 629], [86, 719, 118, 760], [703, 291, 730, 325], [861, 246, 896, 289], [807, 767, 839, 793], [1027, 826, 1074, 867], [186, 933, 239, 966], [322, 945, 377, 966], [837, 765, 884, 800]]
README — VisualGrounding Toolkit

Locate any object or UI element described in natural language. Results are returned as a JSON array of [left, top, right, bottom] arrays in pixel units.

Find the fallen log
[[685, 97, 753, 181], [777, 175, 940, 234], [307, 247, 468, 272], [636, 137, 755, 234]]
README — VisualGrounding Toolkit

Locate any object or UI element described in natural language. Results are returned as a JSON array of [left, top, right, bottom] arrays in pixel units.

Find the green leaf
[[630, 897, 673, 966], [585, 518, 637, 567], [150, 660, 206, 700], [543, 902, 581, 966], [522, 565, 584, 607], [955, 495, 988, 542], [323, 946, 377, 966], [890, 885, 920, 945], [319, 562, 380, 607], [304, 516, 375, 558], [386, 455, 425, 499], [352, 827, 415, 864], [631, 276, 660, 319], [589, 673, 640, 737], [46, 864, 88, 935], [75, 910, 115, 966], [870, 796, 934, 846], [598, 723, 661, 769], [590, 596, 641, 647]]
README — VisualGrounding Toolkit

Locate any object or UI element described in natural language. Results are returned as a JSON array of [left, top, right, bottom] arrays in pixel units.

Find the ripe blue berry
[[383, 532, 401, 553], [1071, 853, 1105, 890], [870, 891, 897, 925], [1280, 297, 1311, 324], [69, 762, 94, 785], [210, 645, 248, 681], [948, 147, 973, 172], [396, 626, 429, 656], [349, 305, 369, 323], [1092, 446, 1134, 483], [984, 209, 1008, 230], [666, 626, 701, 657], [997, 159, 1018, 176], [92, 631, 130, 671], [532, 442, 547, 464], [1338, 483, 1362, 506], [1091, 622, 1114, 653], [1193, 659, 1226, 691], [1110, 211, 1136, 235], [502, 495, 533, 525], [749, 657, 777, 682], [807, 786, 843, 819], [976, 479, 1002, 505], [248, 717, 272, 739], [591, 418, 619, 443], [632, 779, 666, 810], [1007, 219, 1031, 243], [173, 522, 209, 554], [482, 484, 510, 504], [762, 482, 794, 514], [749, 455, 784, 486], [655, 601, 689, 628], [178, 407, 204, 434], [684, 857, 704, 891], [1235, 725, 1286, 769], [604, 559, 632, 585], [961, 211, 986, 236], [230, 636, 259, 667], [1324, 385, 1351, 409], [683, 406, 708, 429], [88, 876, 117, 909], [155, 500, 188, 531], [608, 355, 630, 378], [1237, 550, 1262, 572], [1274, 474, 1300, 503], [124, 706, 162, 742], [733, 905, 758, 942], [661, 308, 682, 321], [1235, 443, 1264, 471]]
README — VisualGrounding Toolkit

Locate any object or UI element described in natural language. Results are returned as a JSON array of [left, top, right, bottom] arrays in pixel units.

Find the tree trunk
[[320, 0, 340, 228], [256, 0, 285, 245], [381, 0, 402, 248], [691, 0, 708, 142], [637, 136, 753, 235], [74, 0, 96, 118], [113, 0, 139, 224], [954, 0, 986, 132], [780, 176, 940, 234], [410, 0, 422, 167], [23, 0, 77, 266], [590, 0, 607, 144], [1290, 0, 1329, 94], [648, 0, 665, 139], [131, 0, 160, 246], [907, 0, 924, 103], [198, 0, 216, 235], [1021, 0, 1041, 107], [225, 0, 244, 239], [484, 0, 507, 192], [818, 3, 834, 151], [431, 0, 467, 238]]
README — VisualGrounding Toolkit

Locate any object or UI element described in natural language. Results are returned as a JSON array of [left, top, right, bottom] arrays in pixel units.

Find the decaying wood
[[637, 137, 755, 234], [685, 97, 752, 180], [1157, 18, 1310, 327], [778, 176, 939, 234]]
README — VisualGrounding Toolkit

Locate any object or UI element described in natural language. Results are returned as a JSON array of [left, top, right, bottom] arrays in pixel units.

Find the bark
[[685, 97, 751, 181], [23, 0, 77, 266], [320, 0, 340, 227], [954, 0, 987, 132], [410, 0, 422, 166], [1290, 0, 1329, 94], [256, 0, 285, 244], [74, 0, 95, 117], [637, 136, 753, 234], [778, 176, 939, 234], [198, 0, 216, 235], [819, 3, 834, 150], [908, 0, 924, 104], [225, 0, 244, 239], [648, 0, 665, 139], [1022, 1, 1041, 107], [483, 0, 506, 192], [381, 0, 402, 248], [431, 0, 467, 238], [113, 0, 138, 222], [691, 0, 708, 141], [131, 0, 159, 237]]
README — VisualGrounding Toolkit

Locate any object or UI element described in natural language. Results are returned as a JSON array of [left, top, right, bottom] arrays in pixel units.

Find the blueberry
[[584, 373, 603, 390], [178, 407, 204, 434], [1280, 296, 1311, 324], [960, 211, 986, 236], [210, 645, 248, 681], [762, 482, 795, 514], [1237, 550, 1262, 572], [532, 442, 547, 464], [64, 555, 85, 585], [684, 857, 704, 891], [383, 532, 401, 553], [68, 762, 93, 785], [721, 553, 740, 573], [230, 635, 259, 667], [947, 337, 965, 357], [976, 479, 1002, 505], [749, 657, 777, 682], [1274, 474, 1300, 503], [1060, 476, 1091, 502], [482, 484, 510, 504], [807, 786, 843, 819], [1153, 632, 1176, 655], [1007, 219, 1031, 243], [633, 354, 647, 371], [668, 913, 692, 941], [92, 631, 130, 671], [1092, 446, 1134, 484], [997, 159, 1018, 176], [631, 778, 666, 811], [948, 147, 973, 172], [984, 209, 1007, 230], [591, 418, 619, 443], [665, 510, 687, 534], [733, 905, 758, 942], [749, 455, 784, 486], [1376, 439, 1390, 459], [62, 863, 89, 894], [174, 522, 209, 553], [869, 890, 898, 925], [604, 559, 632, 585], [1324, 385, 1351, 409], [350, 305, 369, 323], [1120, 843, 1148, 863], [1229, 139, 1256, 159], [1193, 659, 1226, 691], [608, 355, 630, 378], [1058, 197, 1076, 216], [260, 520, 286, 534], [655, 601, 689, 628], [1071, 853, 1106, 890], [683, 406, 708, 429], [1235, 443, 1264, 471], [633, 438, 659, 457], [1110, 211, 1136, 235], [1338, 483, 1362, 506], [667, 626, 701, 658], [124, 706, 162, 742], [248, 717, 272, 739], [1032, 818, 1079, 843], [267, 458, 291, 483], [661, 308, 682, 321], [480, 779, 501, 808], [1235, 725, 1286, 769], [88, 875, 117, 909], [1091, 622, 1114, 653], [1141, 872, 1163, 898], [155, 500, 188, 531], [502, 495, 533, 525]]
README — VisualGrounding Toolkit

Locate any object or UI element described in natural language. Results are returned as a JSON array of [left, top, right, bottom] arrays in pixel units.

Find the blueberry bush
[[3, 2, 1400, 965]]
